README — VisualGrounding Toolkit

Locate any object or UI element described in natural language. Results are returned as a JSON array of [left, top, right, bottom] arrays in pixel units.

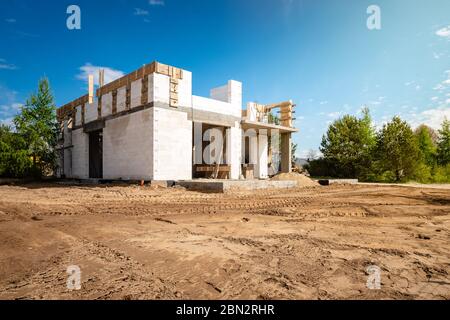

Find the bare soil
[[0, 183, 449, 300]]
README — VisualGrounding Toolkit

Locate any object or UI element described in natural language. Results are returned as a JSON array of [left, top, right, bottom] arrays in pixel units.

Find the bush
[[431, 164, 450, 183]]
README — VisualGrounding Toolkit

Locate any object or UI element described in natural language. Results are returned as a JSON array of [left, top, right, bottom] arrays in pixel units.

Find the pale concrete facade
[[56, 61, 297, 181]]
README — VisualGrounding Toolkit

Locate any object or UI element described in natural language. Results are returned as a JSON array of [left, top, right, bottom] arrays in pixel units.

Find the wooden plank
[[195, 165, 231, 172]]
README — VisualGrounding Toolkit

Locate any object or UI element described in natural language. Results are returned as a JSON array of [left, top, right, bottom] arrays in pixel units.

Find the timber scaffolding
[[56, 61, 183, 123]]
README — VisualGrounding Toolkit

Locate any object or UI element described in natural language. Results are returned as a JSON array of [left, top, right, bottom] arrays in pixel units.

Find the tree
[[13, 78, 58, 177], [436, 118, 450, 165], [414, 125, 437, 166], [320, 108, 376, 178], [0, 124, 33, 177], [306, 149, 318, 161], [376, 116, 420, 182]]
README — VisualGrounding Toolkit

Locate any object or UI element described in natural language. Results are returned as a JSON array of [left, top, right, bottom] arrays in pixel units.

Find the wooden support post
[[281, 133, 292, 173]]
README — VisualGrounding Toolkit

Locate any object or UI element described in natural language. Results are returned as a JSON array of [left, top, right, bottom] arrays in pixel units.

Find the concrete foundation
[[176, 179, 297, 193]]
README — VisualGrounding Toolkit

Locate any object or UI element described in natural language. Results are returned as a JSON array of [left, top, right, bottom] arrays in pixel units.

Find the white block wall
[[226, 121, 242, 179], [256, 130, 268, 179], [117, 87, 127, 112], [192, 95, 242, 118], [75, 105, 82, 126], [71, 129, 89, 179], [153, 107, 192, 180], [178, 71, 192, 108], [102, 92, 113, 117], [84, 101, 98, 123], [210, 80, 242, 111], [103, 109, 154, 180], [130, 80, 142, 109], [150, 73, 170, 104]]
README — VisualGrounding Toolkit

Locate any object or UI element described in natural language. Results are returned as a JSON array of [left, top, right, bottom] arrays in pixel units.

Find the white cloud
[[436, 26, 450, 38], [431, 96, 439, 101], [433, 52, 444, 59], [0, 103, 21, 117], [319, 101, 328, 105], [76, 63, 125, 86], [0, 58, 17, 70], [5, 18, 16, 23], [134, 8, 149, 16], [0, 85, 22, 126], [415, 85, 421, 90], [409, 106, 450, 129], [327, 111, 342, 119], [149, 0, 165, 5]]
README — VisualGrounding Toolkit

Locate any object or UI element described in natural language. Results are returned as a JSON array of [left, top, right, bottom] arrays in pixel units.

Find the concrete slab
[[176, 179, 297, 193], [318, 179, 359, 186]]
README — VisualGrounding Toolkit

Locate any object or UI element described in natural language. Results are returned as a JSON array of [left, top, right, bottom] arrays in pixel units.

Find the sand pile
[[271, 172, 318, 187]]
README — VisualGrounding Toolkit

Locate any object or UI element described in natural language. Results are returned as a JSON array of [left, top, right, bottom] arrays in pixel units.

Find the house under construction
[[56, 61, 298, 182]]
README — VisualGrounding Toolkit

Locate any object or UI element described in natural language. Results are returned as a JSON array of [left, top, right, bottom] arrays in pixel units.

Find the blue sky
[[1, 0, 449, 157]]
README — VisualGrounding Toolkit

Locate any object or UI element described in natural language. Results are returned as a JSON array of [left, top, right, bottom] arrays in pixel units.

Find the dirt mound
[[271, 172, 318, 187]]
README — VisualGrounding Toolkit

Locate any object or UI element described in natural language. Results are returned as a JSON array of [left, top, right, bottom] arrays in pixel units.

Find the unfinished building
[[56, 61, 297, 182]]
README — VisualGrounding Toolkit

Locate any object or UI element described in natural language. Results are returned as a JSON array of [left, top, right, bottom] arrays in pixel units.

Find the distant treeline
[[305, 108, 450, 183]]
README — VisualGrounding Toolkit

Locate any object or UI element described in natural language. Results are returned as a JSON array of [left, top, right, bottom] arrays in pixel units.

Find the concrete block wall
[[150, 73, 170, 105], [130, 80, 142, 109], [210, 80, 242, 116], [117, 87, 127, 112], [84, 101, 98, 123], [192, 95, 242, 118], [153, 107, 192, 181], [226, 121, 242, 179], [71, 129, 89, 179], [178, 71, 192, 108], [75, 105, 82, 126], [103, 109, 154, 180], [256, 130, 268, 179], [102, 92, 113, 117]]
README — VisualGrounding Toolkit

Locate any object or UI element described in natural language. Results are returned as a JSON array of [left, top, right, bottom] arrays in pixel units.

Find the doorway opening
[[89, 130, 103, 179]]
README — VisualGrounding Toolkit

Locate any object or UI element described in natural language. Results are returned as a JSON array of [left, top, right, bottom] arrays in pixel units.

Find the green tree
[[414, 124, 437, 166], [320, 108, 376, 178], [376, 116, 420, 182], [436, 119, 450, 165], [13, 78, 58, 176], [0, 124, 33, 177]]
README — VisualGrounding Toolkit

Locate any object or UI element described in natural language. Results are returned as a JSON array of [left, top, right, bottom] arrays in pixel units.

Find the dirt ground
[[0, 182, 449, 300]]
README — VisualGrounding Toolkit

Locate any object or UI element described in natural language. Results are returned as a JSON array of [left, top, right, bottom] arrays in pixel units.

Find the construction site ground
[[0, 183, 449, 300]]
